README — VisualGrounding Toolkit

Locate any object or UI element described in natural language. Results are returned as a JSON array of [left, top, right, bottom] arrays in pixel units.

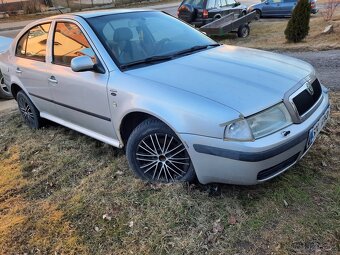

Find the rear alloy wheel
[[0, 71, 13, 99], [126, 118, 196, 183], [17, 91, 42, 129], [237, 24, 250, 38]]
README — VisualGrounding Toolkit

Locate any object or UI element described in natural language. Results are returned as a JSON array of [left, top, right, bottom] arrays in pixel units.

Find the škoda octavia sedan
[[0, 10, 329, 184]]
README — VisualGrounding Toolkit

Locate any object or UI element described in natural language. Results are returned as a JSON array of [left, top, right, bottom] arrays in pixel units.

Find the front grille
[[257, 153, 300, 181], [292, 79, 322, 116]]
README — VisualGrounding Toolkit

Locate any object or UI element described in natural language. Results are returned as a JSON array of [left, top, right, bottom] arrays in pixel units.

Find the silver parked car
[[0, 10, 330, 185]]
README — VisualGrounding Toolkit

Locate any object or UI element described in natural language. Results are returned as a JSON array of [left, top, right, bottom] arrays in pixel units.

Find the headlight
[[224, 118, 254, 141], [223, 103, 292, 141], [247, 103, 292, 139]]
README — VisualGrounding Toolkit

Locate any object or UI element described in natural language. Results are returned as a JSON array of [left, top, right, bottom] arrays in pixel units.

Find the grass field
[[0, 92, 339, 254], [215, 9, 340, 51]]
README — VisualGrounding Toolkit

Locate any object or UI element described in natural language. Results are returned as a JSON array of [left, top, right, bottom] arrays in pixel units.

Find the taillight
[[310, 1, 315, 8], [203, 9, 209, 19]]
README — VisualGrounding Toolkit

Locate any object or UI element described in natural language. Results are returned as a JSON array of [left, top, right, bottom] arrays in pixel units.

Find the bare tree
[[320, 0, 340, 21]]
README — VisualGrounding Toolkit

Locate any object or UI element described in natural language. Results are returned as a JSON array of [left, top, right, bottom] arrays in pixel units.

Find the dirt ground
[[283, 50, 340, 91]]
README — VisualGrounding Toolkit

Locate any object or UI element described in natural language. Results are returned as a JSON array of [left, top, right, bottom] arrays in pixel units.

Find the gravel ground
[[283, 50, 340, 91]]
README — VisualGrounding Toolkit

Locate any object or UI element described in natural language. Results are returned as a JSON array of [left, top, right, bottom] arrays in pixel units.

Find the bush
[[22, 0, 42, 14], [284, 0, 311, 43], [320, 0, 339, 21]]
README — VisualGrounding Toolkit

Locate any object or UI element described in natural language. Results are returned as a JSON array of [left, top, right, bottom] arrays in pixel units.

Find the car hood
[[126, 45, 313, 116]]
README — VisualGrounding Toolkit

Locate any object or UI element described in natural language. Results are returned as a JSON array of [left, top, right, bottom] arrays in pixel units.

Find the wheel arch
[[10, 83, 23, 99], [119, 111, 153, 146], [254, 8, 262, 15], [119, 110, 183, 147], [213, 14, 222, 20]]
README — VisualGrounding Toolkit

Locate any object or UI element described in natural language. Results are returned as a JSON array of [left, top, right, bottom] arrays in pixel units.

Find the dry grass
[[0, 92, 339, 254], [218, 9, 340, 51]]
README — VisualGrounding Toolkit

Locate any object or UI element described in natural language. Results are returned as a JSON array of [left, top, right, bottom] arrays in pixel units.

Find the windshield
[[86, 11, 216, 68]]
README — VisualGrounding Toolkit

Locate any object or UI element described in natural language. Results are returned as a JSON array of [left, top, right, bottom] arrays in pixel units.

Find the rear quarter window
[[182, 0, 205, 8], [15, 23, 50, 62]]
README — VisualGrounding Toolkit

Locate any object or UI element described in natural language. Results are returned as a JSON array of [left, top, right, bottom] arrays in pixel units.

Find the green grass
[[0, 93, 339, 254]]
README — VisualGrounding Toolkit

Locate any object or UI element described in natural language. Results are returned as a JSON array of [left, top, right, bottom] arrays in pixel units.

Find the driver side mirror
[[235, 1, 241, 6], [264, 0, 269, 4], [71, 56, 94, 72]]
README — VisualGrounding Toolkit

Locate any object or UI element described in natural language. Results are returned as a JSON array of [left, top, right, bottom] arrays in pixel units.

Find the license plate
[[306, 106, 330, 149]]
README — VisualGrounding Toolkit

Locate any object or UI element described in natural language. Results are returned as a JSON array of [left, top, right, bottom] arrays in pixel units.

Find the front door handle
[[109, 89, 117, 96], [16, 67, 22, 74], [48, 76, 58, 84]]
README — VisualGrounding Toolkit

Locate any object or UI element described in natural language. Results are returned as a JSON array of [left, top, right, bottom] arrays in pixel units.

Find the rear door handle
[[48, 76, 58, 84], [16, 67, 22, 74]]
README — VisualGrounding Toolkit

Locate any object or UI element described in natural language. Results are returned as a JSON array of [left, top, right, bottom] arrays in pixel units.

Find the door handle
[[16, 67, 22, 74], [48, 76, 58, 84], [109, 89, 117, 96]]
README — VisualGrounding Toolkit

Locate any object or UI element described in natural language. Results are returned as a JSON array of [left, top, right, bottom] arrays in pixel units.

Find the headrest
[[113, 27, 133, 42]]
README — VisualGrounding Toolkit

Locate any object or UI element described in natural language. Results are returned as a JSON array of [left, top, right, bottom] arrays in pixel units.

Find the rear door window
[[15, 23, 50, 61]]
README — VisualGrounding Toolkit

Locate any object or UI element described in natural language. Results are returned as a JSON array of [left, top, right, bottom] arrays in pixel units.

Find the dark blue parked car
[[247, 0, 318, 20]]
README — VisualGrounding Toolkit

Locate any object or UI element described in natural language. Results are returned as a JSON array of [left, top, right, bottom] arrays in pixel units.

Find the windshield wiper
[[120, 43, 220, 70], [172, 43, 221, 57], [120, 55, 173, 69]]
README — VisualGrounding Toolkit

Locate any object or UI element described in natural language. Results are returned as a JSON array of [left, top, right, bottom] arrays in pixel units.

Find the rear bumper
[[181, 90, 329, 185], [191, 18, 213, 27]]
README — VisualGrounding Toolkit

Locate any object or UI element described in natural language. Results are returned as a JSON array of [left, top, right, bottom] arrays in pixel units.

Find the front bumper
[[181, 90, 330, 185]]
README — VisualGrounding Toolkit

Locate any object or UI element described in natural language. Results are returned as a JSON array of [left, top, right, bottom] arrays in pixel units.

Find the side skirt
[[40, 112, 122, 148]]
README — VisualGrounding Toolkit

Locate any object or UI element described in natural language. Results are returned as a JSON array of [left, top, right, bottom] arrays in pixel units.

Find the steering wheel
[[153, 38, 171, 54]]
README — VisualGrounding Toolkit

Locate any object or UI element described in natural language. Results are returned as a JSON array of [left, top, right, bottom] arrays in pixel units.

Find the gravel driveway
[[283, 50, 340, 91]]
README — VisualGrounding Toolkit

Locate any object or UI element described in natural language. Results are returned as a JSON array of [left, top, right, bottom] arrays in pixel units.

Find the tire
[[254, 9, 261, 20], [237, 24, 250, 38], [0, 70, 13, 100], [17, 91, 42, 129], [126, 118, 196, 183]]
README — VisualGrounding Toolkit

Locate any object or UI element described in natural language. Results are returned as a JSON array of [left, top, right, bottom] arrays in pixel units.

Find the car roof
[[47, 8, 157, 20], [74, 8, 155, 18]]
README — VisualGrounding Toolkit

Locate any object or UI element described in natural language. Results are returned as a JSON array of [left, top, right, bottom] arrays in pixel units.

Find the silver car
[[0, 10, 330, 185]]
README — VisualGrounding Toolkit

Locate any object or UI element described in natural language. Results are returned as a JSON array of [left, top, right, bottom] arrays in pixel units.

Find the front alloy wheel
[[126, 118, 196, 183]]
